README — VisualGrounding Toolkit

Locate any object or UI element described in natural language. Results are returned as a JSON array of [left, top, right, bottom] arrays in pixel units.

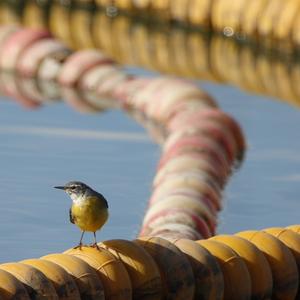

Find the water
[[0, 98, 159, 261]]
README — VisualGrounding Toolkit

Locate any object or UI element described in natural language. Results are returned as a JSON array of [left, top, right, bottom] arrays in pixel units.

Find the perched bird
[[54, 181, 109, 249]]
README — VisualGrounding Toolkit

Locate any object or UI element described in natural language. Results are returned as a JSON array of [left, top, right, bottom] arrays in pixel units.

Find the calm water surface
[[0, 74, 300, 261]]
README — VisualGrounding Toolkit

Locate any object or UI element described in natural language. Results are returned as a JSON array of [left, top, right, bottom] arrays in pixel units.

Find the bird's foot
[[74, 243, 83, 250], [90, 243, 100, 250]]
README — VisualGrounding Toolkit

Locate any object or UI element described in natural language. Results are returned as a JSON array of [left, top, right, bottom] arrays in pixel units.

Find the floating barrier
[[98, 239, 162, 299], [41, 253, 105, 299], [64, 246, 132, 300], [20, 259, 82, 300], [0, 24, 246, 239], [0, 2, 299, 109], [0, 15, 297, 300], [236, 230, 299, 300], [2, 0, 298, 51], [94, 0, 300, 50], [0, 226, 298, 299]]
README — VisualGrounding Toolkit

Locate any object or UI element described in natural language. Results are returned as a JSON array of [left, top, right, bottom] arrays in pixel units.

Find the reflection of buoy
[[236, 230, 299, 300], [210, 234, 273, 299], [0, 71, 41, 108], [60, 86, 101, 113], [64, 246, 132, 300], [17, 38, 69, 77], [21, 258, 81, 300], [135, 236, 195, 300], [0, 269, 30, 300], [58, 50, 114, 86], [42, 253, 105, 300], [99, 239, 162, 300], [0, 262, 58, 299], [170, 238, 224, 300], [0, 28, 50, 71], [197, 239, 251, 300]]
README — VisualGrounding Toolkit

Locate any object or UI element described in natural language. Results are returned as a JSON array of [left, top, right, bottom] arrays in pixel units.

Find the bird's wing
[[95, 191, 109, 208], [69, 207, 75, 224]]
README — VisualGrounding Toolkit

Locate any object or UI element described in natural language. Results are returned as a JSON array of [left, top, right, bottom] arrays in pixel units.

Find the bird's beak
[[54, 186, 65, 190]]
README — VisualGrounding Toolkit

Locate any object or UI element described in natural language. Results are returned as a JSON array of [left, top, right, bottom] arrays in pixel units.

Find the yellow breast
[[71, 196, 109, 232]]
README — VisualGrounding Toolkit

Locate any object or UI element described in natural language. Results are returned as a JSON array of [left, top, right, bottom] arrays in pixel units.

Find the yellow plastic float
[[21, 258, 81, 300], [0, 225, 298, 299], [0, 263, 58, 300], [264, 227, 300, 299], [42, 254, 105, 300], [210, 234, 273, 299], [236, 230, 299, 300], [97, 240, 162, 300], [170, 238, 224, 300], [135, 236, 195, 300], [64, 246, 132, 300], [0, 269, 30, 300], [288, 225, 300, 234], [197, 239, 251, 300]]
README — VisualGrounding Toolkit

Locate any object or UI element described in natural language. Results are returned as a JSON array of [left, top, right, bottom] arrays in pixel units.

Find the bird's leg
[[74, 231, 85, 249], [91, 232, 100, 250]]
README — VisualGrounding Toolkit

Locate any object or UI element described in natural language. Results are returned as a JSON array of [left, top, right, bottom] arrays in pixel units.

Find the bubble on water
[[106, 6, 119, 17], [59, 0, 71, 5], [223, 26, 234, 37], [36, 0, 49, 5], [236, 33, 247, 41]]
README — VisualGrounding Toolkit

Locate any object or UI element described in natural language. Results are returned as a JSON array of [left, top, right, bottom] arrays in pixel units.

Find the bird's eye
[[70, 186, 76, 190]]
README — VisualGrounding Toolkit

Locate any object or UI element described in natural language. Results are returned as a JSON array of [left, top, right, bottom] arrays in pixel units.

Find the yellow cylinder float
[[21, 258, 81, 300], [236, 230, 299, 300], [287, 225, 300, 234], [135, 236, 195, 300], [0, 263, 58, 300], [64, 246, 132, 300], [98, 239, 162, 300], [170, 238, 224, 300], [264, 227, 300, 299], [210, 234, 273, 299], [42, 253, 105, 300], [197, 239, 251, 300], [0, 269, 30, 300]]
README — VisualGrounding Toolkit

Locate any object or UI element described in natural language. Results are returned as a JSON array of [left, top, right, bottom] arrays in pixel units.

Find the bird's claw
[[91, 243, 100, 250], [74, 243, 83, 250]]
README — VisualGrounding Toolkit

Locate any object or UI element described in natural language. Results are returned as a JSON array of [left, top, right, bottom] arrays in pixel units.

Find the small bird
[[54, 181, 109, 249]]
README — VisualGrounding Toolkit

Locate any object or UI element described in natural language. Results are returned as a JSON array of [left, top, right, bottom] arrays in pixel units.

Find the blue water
[[0, 79, 300, 262]]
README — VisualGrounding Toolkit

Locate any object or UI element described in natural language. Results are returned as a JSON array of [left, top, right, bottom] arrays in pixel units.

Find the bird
[[54, 181, 109, 249]]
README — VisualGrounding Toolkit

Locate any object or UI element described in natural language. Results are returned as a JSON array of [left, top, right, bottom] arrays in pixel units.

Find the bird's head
[[54, 181, 90, 198]]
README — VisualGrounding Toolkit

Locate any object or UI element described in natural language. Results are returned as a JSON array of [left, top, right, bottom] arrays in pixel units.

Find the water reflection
[[0, 69, 165, 145], [0, 1, 299, 109]]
